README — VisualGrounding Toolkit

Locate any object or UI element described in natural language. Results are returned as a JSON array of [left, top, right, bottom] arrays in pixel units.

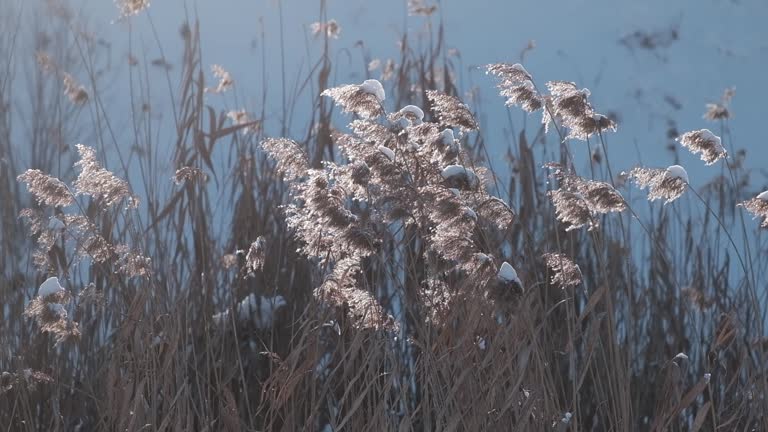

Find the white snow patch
[[673, 352, 688, 361], [704, 373, 711, 383], [399, 105, 424, 124], [213, 294, 287, 330], [697, 128, 722, 146], [360, 79, 385, 102], [378, 145, 395, 162], [441, 164, 478, 187], [757, 190, 768, 201], [592, 112, 608, 121], [38, 277, 65, 298], [562, 412, 573, 424], [476, 336, 487, 350], [498, 261, 521, 286], [665, 165, 689, 184], [48, 217, 65, 231]]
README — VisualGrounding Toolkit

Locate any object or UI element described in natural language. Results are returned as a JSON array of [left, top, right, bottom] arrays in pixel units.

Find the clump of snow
[[757, 190, 768, 201], [673, 352, 688, 361], [476, 336, 487, 350], [665, 165, 689, 184], [440, 128, 455, 145], [498, 261, 521, 285], [213, 294, 287, 330], [441, 164, 478, 187], [38, 277, 65, 298], [360, 79, 385, 102], [562, 412, 573, 424], [48, 216, 65, 231], [698, 128, 721, 144], [378, 145, 395, 162], [704, 373, 711, 383], [399, 105, 424, 124]]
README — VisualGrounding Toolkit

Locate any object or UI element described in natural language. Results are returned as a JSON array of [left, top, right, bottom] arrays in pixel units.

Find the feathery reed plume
[[475, 197, 515, 231], [428, 209, 477, 262], [738, 190, 768, 228], [627, 165, 688, 204], [310, 19, 341, 39], [74, 144, 139, 208], [542, 253, 582, 288], [226, 109, 260, 134], [381, 58, 396, 81], [114, 0, 149, 19], [220, 253, 239, 270], [35, 51, 57, 74], [63, 214, 115, 264], [426, 90, 479, 131], [17, 170, 75, 207], [205, 64, 234, 93], [676, 129, 727, 165], [78, 282, 104, 307], [18, 208, 45, 234], [23, 277, 80, 346], [572, 178, 627, 214], [545, 80, 616, 140], [704, 87, 735, 121], [260, 138, 310, 181], [485, 63, 544, 112], [548, 189, 595, 231], [408, 0, 437, 16], [322, 79, 385, 119], [546, 165, 625, 230], [115, 245, 152, 278], [62, 73, 88, 105], [172, 166, 208, 185], [314, 255, 397, 330], [245, 236, 267, 273], [5, 369, 55, 392]]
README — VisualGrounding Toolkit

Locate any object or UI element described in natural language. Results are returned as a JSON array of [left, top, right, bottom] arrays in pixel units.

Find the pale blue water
[[30, 0, 767, 189]]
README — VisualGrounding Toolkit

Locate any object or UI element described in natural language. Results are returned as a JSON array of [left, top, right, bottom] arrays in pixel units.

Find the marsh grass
[[1, 1, 767, 431]]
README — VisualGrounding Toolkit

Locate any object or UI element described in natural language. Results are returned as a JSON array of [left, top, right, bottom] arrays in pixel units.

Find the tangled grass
[[1, 1, 767, 431]]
